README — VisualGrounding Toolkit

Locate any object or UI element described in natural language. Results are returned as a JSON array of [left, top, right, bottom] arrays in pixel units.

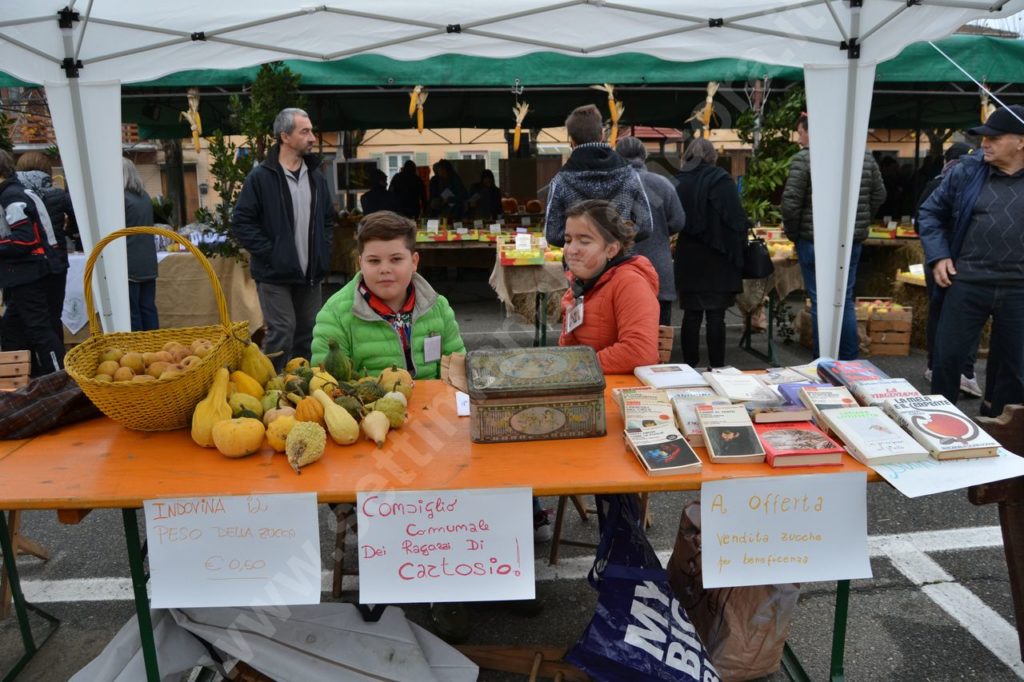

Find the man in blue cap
[[918, 105, 1024, 415]]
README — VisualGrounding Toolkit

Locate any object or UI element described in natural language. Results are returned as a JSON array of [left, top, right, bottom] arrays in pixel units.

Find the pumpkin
[[501, 197, 519, 214], [295, 396, 325, 425], [525, 199, 543, 214], [211, 418, 266, 458]]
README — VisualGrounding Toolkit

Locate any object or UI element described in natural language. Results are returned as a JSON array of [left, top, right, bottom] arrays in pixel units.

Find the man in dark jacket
[[0, 150, 65, 376], [918, 105, 1024, 416], [781, 114, 886, 360], [360, 169, 400, 215], [544, 104, 653, 247], [389, 160, 426, 219], [232, 108, 335, 370]]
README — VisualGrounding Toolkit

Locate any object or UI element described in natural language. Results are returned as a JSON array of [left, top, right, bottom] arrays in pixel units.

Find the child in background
[[559, 199, 660, 373], [311, 210, 464, 377]]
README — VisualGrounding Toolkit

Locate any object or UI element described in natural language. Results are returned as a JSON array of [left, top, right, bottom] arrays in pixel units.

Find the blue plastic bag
[[566, 494, 721, 682]]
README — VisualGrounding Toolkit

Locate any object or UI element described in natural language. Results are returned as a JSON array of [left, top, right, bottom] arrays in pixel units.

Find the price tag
[[474, 220, 483, 229], [456, 227, 469, 235], [909, 263, 925, 276], [515, 227, 528, 234], [489, 223, 502, 234], [887, 221, 898, 230], [515, 234, 533, 251], [426, 219, 440, 233], [453, 222, 463, 231], [521, 217, 531, 226]]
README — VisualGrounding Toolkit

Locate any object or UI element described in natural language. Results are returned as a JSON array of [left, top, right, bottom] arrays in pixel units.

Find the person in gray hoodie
[[615, 136, 685, 325], [123, 158, 159, 331], [544, 104, 652, 247]]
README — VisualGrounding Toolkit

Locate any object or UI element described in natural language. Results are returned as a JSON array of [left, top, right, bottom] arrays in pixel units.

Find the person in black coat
[[123, 158, 159, 331], [361, 169, 400, 215], [428, 159, 467, 221], [673, 139, 748, 369], [467, 169, 503, 221], [388, 160, 426, 219]]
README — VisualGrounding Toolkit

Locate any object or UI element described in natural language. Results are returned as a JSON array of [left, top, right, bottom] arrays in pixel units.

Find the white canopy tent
[[2, 1, 1020, 353]]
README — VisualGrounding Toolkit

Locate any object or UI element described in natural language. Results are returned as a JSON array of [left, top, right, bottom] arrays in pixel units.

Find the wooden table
[[0, 377, 877, 680]]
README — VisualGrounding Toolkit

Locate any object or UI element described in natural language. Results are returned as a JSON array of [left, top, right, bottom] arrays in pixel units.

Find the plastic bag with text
[[668, 502, 800, 682], [566, 494, 720, 681]]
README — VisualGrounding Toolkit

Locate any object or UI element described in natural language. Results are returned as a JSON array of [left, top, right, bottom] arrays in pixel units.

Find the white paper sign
[[887, 220, 898, 230], [489, 223, 502, 234], [701, 473, 870, 588], [453, 222, 463, 231], [144, 493, 321, 608], [873, 447, 1024, 498], [514, 234, 533, 251], [455, 390, 470, 416], [426, 219, 440, 233], [357, 488, 535, 603], [474, 220, 483, 229], [909, 263, 925, 276], [521, 217, 532, 226]]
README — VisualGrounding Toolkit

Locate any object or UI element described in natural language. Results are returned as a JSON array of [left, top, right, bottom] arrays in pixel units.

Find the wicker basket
[[65, 226, 249, 431]]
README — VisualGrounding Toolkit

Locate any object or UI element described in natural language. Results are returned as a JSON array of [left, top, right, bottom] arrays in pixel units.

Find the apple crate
[[0, 351, 30, 391]]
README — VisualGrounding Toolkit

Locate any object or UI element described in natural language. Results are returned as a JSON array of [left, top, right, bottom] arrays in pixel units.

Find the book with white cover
[[798, 385, 859, 431], [882, 395, 1000, 460], [702, 372, 779, 403], [618, 389, 675, 431], [849, 378, 922, 407], [634, 363, 708, 389], [665, 386, 718, 401], [671, 396, 732, 446], [757, 367, 811, 386], [789, 359, 825, 382], [819, 406, 929, 465], [696, 403, 766, 464]]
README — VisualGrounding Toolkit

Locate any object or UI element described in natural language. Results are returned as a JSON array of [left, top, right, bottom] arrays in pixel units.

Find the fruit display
[[185, 343, 414, 470], [91, 338, 215, 383]]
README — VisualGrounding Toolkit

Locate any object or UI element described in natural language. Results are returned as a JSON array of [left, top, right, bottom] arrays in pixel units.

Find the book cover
[[882, 395, 1001, 460], [748, 403, 814, 424], [625, 425, 703, 476], [755, 422, 845, 467], [618, 390, 675, 431], [696, 404, 766, 464], [665, 386, 718, 401], [798, 385, 859, 430], [634, 363, 708, 389], [611, 386, 658, 413], [778, 381, 831, 406], [709, 366, 744, 375], [702, 372, 780, 403], [849, 378, 922, 407], [819, 406, 929, 465], [672, 396, 732, 446], [789, 360, 824, 382], [757, 367, 811, 386], [817, 359, 889, 388]]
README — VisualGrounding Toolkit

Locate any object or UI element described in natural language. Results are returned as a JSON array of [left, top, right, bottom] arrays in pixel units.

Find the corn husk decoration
[[686, 81, 720, 136], [980, 84, 996, 123], [179, 87, 202, 153], [409, 87, 428, 134], [512, 101, 530, 152], [408, 85, 422, 118], [590, 83, 624, 147]]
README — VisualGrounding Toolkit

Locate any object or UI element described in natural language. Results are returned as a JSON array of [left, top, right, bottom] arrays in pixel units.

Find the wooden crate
[[0, 350, 30, 390]]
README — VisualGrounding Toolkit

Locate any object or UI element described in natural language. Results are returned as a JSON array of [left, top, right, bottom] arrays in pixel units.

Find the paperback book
[[747, 403, 814, 423], [696, 403, 766, 464], [849, 378, 922, 407], [672, 396, 732, 446], [618, 389, 675, 431], [817, 359, 889, 388], [882, 395, 1000, 460], [789, 359, 824, 382], [778, 381, 831, 406], [757, 367, 812, 386], [625, 424, 703, 476], [665, 386, 718, 401], [754, 422, 846, 467], [634, 363, 708, 389], [702, 372, 780, 403], [819, 406, 929, 465], [797, 385, 859, 430]]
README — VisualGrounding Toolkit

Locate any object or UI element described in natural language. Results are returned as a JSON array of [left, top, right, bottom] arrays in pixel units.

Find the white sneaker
[[924, 368, 932, 382], [960, 375, 982, 398]]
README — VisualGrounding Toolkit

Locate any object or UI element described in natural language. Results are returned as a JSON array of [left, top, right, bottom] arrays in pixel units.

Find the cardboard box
[[465, 346, 606, 443]]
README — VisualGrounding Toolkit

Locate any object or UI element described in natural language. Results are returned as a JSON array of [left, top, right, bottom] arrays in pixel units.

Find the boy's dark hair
[[565, 199, 636, 252], [357, 210, 417, 253], [565, 104, 604, 145], [16, 151, 53, 174]]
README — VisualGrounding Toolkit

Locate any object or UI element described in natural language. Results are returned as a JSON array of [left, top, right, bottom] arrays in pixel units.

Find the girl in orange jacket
[[559, 199, 661, 374]]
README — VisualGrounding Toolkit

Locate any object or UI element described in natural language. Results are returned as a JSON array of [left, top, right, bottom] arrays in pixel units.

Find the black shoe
[[430, 601, 470, 644]]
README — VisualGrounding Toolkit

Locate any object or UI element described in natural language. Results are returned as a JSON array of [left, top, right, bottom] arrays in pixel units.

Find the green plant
[[736, 85, 805, 225], [199, 62, 305, 261], [151, 195, 174, 225], [0, 111, 12, 152]]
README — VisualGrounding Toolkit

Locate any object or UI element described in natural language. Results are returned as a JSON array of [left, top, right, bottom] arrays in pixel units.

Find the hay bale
[[856, 241, 924, 298]]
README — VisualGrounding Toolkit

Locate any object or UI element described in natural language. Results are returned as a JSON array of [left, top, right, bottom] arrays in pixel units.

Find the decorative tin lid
[[465, 346, 605, 399]]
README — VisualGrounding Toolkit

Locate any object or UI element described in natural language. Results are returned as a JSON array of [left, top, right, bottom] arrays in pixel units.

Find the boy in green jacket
[[311, 211, 465, 378]]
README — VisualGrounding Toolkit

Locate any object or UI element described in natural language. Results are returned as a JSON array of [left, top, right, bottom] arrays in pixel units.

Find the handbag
[[741, 229, 775, 280], [566, 494, 720, 681]]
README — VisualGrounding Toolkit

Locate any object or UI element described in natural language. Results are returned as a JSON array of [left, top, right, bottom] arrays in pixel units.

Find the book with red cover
[[755, 422, 846, 467], [816, 359, 889, 389]]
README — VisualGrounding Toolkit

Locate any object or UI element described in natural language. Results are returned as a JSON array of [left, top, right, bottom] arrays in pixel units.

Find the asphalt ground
[[1, 267, 1019, 681]]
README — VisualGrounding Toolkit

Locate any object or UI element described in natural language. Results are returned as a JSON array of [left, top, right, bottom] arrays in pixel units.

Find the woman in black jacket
[[123, 158, 159, 331], [673, 139, 748, 369]]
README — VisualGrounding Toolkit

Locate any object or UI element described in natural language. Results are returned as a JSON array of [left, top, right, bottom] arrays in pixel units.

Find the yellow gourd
[[240, 342, 276, 387], [266, 415, 297, 452], [285, 357, 310, 373], [361, 410, 390, 448], [230, 370, 265, 399], [211, 418, 266, 458], [312, 389, 359, 445], [191, 367, 232, 448], [294, 396, 325, 425], [309, 369, 339, 395]]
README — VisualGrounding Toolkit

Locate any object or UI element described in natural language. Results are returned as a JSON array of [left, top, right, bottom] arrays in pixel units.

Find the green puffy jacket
[[781, 148, 886, 243], [310, 272, 465, 380]]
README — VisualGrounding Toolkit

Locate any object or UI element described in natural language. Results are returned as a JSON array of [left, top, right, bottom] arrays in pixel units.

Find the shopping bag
[[668, 503, 800, 682], [566, 494, 720, 682], [741, 230, 774, 280]]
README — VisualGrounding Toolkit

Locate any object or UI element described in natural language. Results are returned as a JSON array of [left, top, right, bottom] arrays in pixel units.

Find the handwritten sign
[[489, 223, 502, 234], [873, 447, 1024, 498], [426, 219, 440, 233], [144, 493, 320, 608], [700, 473, 870, 588], [356, 488, 534, 603], [514, 234, 533, 251]]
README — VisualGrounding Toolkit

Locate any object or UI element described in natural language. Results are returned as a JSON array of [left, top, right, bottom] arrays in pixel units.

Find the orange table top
[[0, 376, 877, 511]]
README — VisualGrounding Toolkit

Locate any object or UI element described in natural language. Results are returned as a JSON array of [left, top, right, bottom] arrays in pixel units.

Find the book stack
[[703, 372, 780, 403], [882, 395, 1001, 460], [818, 406, 929, 466], [696, 403, 766, 464], [755, 422, 846, 468], [672, 396, 732, 446], [634, 363, 709, 389]]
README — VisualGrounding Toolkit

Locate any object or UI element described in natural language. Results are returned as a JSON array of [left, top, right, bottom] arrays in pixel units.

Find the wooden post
[[1, 510, 51, 618]]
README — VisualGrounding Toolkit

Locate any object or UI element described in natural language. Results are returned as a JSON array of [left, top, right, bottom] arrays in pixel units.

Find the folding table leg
[[122, 508, 160, 682]]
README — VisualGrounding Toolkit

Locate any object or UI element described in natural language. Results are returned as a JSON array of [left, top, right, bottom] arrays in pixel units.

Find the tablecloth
[[488, 260, 567, 324], [736, 257, 803, 314]]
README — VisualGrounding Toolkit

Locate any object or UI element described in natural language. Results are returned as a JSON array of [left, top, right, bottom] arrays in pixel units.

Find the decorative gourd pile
[[190, 340, 414, 474]]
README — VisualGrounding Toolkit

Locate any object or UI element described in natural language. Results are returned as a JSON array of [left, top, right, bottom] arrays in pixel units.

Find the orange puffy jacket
[[559, 255, 661, 374]]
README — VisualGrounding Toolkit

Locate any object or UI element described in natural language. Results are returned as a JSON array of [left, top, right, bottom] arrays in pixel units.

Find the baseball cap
[[967, 105, 1024, 136]]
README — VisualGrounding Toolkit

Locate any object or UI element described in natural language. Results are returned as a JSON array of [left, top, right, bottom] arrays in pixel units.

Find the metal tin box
[[465, 346, 606, 443]]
